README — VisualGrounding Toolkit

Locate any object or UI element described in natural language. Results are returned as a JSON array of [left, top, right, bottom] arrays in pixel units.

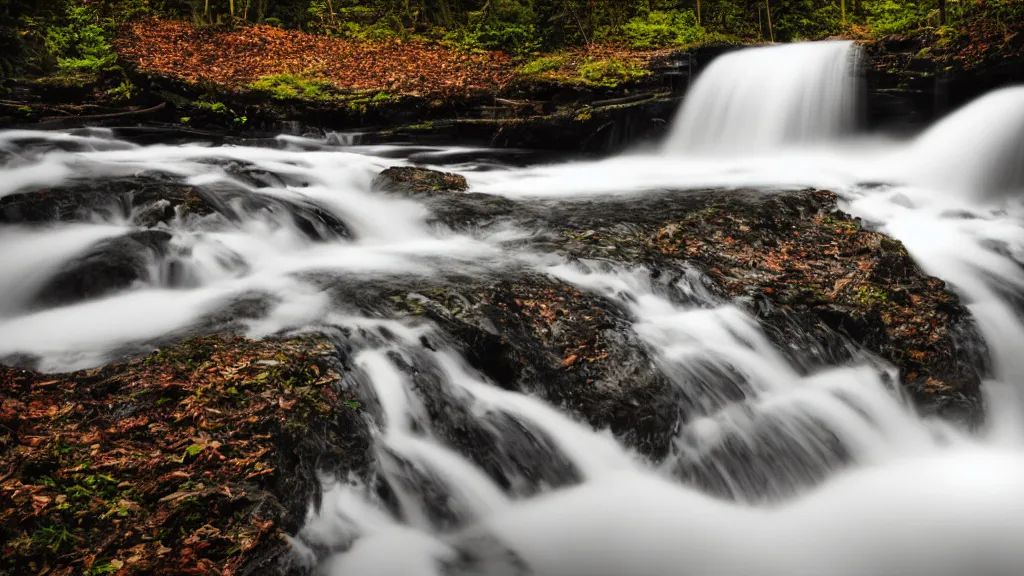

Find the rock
[[0, 333, 371, 576], [384, 275, 680, 464], [32, 230, 173, 309], [420, 188, 989, 427], [371, 166, 469, 194], [0, 179, 213, 227]]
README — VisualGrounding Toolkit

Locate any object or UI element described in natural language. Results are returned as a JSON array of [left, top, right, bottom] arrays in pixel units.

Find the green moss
[[518, 54, 569, 76], [577, 58, 648, 87], [853, 284, 889, 307], [370, 90, 394, 104], [248, 74, 336, 101]]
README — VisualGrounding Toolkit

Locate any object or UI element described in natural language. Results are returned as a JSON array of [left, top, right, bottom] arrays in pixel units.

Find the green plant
[[85, 563, 119, 576], [865, 0, 929, 35], [45, 5, 117, 72], [106, 79, 136, 102], [620, 10, 706, 49], [33, 523, 75, 552], [461, 0, 541, 56]]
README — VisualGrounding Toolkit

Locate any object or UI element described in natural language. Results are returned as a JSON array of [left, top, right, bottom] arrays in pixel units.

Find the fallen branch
[[35, 102, 167, 128]]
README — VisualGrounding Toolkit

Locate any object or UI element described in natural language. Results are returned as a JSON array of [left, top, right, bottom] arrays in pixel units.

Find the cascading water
[[663, 40, 862, 154], [4, 40, 1024, 575], [904, 86, 1024, 199]]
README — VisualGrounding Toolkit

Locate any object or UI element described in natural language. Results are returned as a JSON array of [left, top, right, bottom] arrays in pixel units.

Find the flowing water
[[4, 40, 1024, 574]]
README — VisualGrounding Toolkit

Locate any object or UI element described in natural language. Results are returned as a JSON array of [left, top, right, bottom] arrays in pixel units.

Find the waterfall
[[663, 40, 863, 154], [905, 86, 1024, 199]]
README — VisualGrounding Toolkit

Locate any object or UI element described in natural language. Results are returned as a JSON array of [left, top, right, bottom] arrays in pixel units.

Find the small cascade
[[664, 40, 862, 154], [905, 86, 1024, 199]]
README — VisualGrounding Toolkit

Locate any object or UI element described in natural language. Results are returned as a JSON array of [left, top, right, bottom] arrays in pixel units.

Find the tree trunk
[[765, 0, 774, 41], [697, 0, 702, 24], [938, 0, 946, 25]]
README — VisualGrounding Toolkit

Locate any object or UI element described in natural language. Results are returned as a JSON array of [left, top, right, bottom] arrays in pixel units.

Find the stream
[[3, 40, 1024, 575]]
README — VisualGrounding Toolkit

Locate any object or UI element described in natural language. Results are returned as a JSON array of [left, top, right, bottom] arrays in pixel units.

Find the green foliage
[[32, 523, 75, 552], [249, 73, 335, 100], [620, 10, 706, 49], [461, 0, 541, 55], [774, 0, 845, 41], [45, 5, 117, 72], [106, 79, 137, 101], [865, 0, 929, 35]]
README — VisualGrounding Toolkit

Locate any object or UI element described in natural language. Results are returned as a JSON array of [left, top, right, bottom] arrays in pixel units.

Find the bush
[[865, 0, 929, 35], [462, 0, 541, 55], [621, 10, 705, 49], [45, 5, 117, 72], [774, 0, 845, 41]]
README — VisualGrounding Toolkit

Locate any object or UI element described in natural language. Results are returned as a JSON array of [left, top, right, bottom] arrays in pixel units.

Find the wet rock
[[32, 230, 173, 309], [384, 275, 681, 462], [423, 188, 989, 426], [372, 166, 469, 195], [0, 179, 215, 227]]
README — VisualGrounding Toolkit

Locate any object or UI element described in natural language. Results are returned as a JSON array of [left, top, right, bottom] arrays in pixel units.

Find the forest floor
[[114, 18, 672, 99]]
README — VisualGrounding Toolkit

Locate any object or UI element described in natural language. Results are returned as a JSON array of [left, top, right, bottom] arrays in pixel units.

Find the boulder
[[372, 166, 469, 195]]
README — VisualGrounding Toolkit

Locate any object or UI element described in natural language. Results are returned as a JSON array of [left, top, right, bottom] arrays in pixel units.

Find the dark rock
[[419, 188, 989, 427], [32, 230, 173, 309], [0, 178, 214, 227], [372, 166, 469, 195]]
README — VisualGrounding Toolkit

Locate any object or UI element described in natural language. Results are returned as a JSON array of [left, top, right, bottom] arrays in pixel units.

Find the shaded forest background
[[1, 0, 1022, 81]]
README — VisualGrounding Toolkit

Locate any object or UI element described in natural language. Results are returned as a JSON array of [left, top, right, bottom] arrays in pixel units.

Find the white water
[[664, 40, 862, 154], [3, 41, 1024, 575]]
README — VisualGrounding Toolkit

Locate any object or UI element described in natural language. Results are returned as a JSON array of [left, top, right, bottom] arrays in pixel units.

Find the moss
[[573, 108, 592, 122], [248, 73, 336, 101], [853, 284, 889, 307], [518, 54, 570, 77], [577, 58, 649, 88], [516, 54, 648, 88], [370, 90, 394, 104]]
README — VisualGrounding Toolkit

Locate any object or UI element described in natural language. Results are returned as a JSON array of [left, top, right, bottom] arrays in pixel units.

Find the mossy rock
[[372, 166, 469, 195]]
